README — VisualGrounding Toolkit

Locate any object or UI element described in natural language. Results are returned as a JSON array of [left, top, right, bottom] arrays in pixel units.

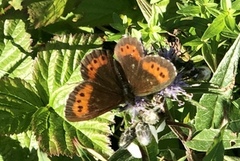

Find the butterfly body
[[65, 37, 177, 121]]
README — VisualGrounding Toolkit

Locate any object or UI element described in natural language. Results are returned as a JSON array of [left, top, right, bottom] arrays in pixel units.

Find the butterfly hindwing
[[65, 81, 123, 121], [65, 50, 124, 121]]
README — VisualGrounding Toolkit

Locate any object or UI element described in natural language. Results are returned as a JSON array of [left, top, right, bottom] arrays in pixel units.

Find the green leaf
[[136, 0, 152, 22], [0, 77, 42, 134], [0, 19, 33, 79], [177, 5, 201, 16], [10, 131, 38, 150], [33, 34, 100, 103], [32, 34, 114, 157], [201, 42, 217, 72], [201, 13, 226, 41], [158, 133, 186, 160], [27, 0, 67, 28], [202, 126, 225, 161], [37, 149, 51, 161], [228, 99, 240, 133], [220, 0, 232, 11], [8, 0, 23, 10], [186, 128, 240, 152], [140, 139, 158, 161], [195, 35, 240, 130], [225, 13, 236, 31], [232, 0, 240, 10]]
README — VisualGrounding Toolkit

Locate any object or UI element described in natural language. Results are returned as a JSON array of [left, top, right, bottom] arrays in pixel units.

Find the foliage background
[[0, 0, 240, 160]]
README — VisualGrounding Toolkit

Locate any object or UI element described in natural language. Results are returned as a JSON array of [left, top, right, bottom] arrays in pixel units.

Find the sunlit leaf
[[28, 0, 67, 28], [32, 34, 114, 157], [195, 35, 240, 130], [201, 13, 226, 41], [0, 78, 41, 134], [0, 19, 33, 80]]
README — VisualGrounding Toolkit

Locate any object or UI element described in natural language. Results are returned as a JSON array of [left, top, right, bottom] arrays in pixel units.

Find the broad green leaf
[[0, 19, 33, 79], [33, 34, 99, 104], [0, 77, 42, 134], [201, 13, 226, 41], [202, 126, 225, 161], [228, 98, 240, 133], [195, 35, 240, 130], [27, 0, 67, 28], [186, 129, 240, 151], [31, 103, 114, 157], [32, 34, 114, 157], [31, 107, 74, 156]]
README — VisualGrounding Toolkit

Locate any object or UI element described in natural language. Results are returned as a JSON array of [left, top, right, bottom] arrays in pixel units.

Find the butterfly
[[65, 37, 177, 121]]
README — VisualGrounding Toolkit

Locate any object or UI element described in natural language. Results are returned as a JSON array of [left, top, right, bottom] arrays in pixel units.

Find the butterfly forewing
[[115, 37, 177, 96], [134, 56, 177, 96], [81, 50, 123, 91], [114, 37, 144, 83]]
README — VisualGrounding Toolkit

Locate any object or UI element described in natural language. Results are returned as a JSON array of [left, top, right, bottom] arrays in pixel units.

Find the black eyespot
[[79, 93, 85, 97], [121, 47, 124, 52], [101, 55, 106, 60], [159, 72, 165, 78], [78, 106, 83, 112]]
